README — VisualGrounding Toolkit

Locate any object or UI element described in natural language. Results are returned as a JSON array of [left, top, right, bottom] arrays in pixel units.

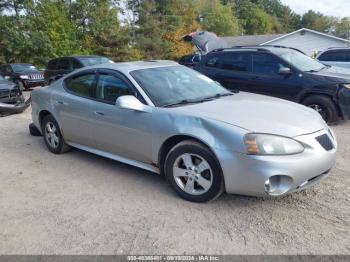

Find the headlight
[[20, 75, 29, 79], [343, 84, 350, 90], [244, 134, 304, 155]]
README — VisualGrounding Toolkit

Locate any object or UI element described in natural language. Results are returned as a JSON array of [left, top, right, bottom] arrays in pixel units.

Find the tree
[[199, 0, 239, 36], [235, 0, 273, 34], [301, 10, 332, 33], [335, 17, 350, 39]]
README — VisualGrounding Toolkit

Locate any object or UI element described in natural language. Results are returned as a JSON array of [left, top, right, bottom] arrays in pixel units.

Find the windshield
[[11, 64, 38, 72], [278, 49, 325, 72], [131, 66, 231, 107], [80, 57, 113, 66]]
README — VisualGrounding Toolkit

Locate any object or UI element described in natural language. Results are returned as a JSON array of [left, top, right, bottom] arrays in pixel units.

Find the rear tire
[[165, 140, 224, 202], [302, 95, 338, 124], [41, 115, 70, 154]]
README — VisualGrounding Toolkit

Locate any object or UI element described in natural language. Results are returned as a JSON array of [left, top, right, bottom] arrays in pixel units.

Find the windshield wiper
[[163, 98, 206, 108], [163, 93, 234, 108]]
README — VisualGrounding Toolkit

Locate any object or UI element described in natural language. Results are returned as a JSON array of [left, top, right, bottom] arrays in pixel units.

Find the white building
[[221, 28, 350, 56]]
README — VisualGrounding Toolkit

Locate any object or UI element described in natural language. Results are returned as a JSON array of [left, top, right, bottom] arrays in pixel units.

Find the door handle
[[94, 111, 105, 116]]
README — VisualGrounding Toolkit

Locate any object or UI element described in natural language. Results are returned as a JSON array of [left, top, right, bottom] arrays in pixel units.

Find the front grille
[[316, 134, 334, 151], [29, 74, 44, 80], [0, 89, 10, 98]]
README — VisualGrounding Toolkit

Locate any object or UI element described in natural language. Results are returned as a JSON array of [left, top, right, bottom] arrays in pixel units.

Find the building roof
[[221, 34, 285, 47], [221, 28, 350, 48]]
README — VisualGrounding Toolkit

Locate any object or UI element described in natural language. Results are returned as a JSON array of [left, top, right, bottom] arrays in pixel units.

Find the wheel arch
[[299, 92, 341, 117], [38, 110, 53, 126], [158, 134, 222, 176]]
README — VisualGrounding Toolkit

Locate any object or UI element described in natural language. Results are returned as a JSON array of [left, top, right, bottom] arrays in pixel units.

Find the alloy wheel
[[308, 104, 327, 120], [44, 122, 59, 149], [172, 153, 213, 195]]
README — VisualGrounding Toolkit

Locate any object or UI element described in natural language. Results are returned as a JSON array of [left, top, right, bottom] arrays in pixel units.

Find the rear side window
[[318, 50, 350, 62], [65, 73, 96, 98], [220, 53, 252, 72], [252, 54, 287, 75], [58, 58, 71, 70], [96, 74, 131, 103], [47, 59, 57, 70]]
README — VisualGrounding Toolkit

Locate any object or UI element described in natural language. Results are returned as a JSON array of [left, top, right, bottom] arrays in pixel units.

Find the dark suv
[[44, 56, 113, 84], [0, 63, 44, 90], [194, 46, 350, 123]]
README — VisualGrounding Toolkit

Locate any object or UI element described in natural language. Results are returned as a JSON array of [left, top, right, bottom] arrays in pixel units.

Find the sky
[[281, 0, 350, 18]]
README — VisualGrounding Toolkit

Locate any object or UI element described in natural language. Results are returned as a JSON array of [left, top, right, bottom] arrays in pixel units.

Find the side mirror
[[278, 67, 292, 75], [115, 95, 151, 113], [192, 54, 202, 63]]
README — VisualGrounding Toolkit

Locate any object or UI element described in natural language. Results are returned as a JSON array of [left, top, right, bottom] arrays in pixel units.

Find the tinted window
[[58, 59, 71, 70], [65, 73, 96, 97], [72, 59, 83, 70], [97, 74, 131, 103], [252, 54, 287, 75], [47, 60, 57, 70], [318, 50, 350, 62], [220, 53, 251, 72]]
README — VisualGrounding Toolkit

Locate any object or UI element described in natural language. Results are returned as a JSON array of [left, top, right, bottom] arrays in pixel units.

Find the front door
[[91, 69, 153, 164], [248, 53, 302, 100]]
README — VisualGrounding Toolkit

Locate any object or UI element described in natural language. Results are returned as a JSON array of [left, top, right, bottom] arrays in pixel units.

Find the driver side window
[[96, 74, 131, 104]]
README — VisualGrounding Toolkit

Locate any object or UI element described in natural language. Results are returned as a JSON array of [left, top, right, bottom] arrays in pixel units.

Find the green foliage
[[235, 0, 273, 34], [200, 0, 240, 36], [0, 0, 350, 66]]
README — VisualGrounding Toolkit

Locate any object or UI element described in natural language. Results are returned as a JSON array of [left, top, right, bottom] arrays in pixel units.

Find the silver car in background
[[31, 61, 337, 202]]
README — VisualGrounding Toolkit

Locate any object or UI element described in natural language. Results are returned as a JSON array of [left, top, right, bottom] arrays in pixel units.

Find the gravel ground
[[0, 92, 349, 255]]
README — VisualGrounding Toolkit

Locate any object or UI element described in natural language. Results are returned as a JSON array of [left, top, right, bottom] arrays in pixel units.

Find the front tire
[[302, 95, 338, 124], [41, 115, 70, 154], [165, 140, 224, 202]]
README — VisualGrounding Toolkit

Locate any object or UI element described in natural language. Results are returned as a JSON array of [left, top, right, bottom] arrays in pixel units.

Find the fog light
[[264, 175, 293, 196]]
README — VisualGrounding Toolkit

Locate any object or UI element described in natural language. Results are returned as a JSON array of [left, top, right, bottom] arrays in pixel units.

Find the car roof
[[82, 60, 179, 74], [208, 45, 305, 55], [49, 55, 107, 61]]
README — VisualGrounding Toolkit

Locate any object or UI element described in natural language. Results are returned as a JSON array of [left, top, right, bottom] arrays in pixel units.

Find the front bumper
[[23, 79, 45, 88], [216, 129, 337, 197]]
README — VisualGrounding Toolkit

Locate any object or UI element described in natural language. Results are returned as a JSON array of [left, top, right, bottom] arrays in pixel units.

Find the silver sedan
[[31, 61, 337, 202]]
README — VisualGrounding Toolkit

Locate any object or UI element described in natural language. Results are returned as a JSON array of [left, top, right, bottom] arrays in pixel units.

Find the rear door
[[248, 53, 302, 100], [54, 70, 97, 147], [199, 52, 253, 92]]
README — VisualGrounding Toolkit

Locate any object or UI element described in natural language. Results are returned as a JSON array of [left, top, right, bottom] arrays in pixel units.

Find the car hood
[[174, 92, 326, 137], [0, 80, 16, 90], [310, 66, 350, 82]]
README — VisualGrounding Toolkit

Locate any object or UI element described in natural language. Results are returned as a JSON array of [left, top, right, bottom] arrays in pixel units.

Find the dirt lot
[[0, 93, 349, 255]]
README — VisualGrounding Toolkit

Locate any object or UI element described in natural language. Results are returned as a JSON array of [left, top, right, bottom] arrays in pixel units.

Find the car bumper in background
[[23, 79, 45, 88], [215, 129, 337, 197]]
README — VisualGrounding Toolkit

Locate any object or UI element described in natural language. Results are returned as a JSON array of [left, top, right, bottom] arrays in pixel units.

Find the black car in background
[[179, 54, 202, 68], [44, 55, 113, 84], [194, 46, 350, 123], [0, 74, 30, 114], [0, 63, 44, 90]]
